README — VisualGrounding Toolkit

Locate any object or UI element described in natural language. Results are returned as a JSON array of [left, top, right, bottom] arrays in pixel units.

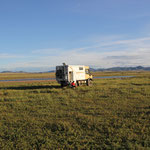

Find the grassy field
[[0, 71, 150, 149], [0, 72, 55, 80], [0, 71, 144, 80]]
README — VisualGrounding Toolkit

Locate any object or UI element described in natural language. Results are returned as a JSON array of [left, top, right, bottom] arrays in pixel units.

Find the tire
[[86, 79, 89, 86], [77, 81, 80, 86], [61, 82, 66, 88], [61, 82, 64, 88], [86, 79, 92, 86]]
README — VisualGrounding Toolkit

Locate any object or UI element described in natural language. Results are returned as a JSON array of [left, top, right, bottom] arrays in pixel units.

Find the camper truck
[[56, 63, 93, 87]]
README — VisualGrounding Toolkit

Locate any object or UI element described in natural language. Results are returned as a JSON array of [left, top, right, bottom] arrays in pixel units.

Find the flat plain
[[0, 71, 150, 149]]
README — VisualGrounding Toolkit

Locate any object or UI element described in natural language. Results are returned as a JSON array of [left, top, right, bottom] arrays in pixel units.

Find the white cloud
[[0, 36, 150, 71], [32, 48, 63, 55], [0, 53, 20, 59]]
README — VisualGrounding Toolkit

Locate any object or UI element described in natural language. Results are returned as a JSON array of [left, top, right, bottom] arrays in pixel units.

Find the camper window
[[79, 67, 83, 70]]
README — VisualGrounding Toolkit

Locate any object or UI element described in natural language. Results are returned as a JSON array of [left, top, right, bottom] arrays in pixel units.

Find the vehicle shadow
[[0, 85, 61, 90]]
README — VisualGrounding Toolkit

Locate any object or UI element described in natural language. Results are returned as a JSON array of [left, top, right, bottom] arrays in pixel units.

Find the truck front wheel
[[86, 79, 92, 86], [76, 81, 80, 86]]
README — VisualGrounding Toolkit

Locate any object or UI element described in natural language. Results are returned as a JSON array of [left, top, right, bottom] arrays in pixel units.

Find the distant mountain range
[[90, 66, 150, 72], [0, 66, 150, 73], [1, 71, 26, 73]]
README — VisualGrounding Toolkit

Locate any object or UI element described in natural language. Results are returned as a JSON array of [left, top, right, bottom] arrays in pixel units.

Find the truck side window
[[79, 67, 83, 70]]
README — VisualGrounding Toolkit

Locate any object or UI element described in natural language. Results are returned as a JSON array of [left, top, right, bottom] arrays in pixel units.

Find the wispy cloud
[[0, 53, 20, 59], [1, 36, 150, 71], [32, 48, 63, 55]]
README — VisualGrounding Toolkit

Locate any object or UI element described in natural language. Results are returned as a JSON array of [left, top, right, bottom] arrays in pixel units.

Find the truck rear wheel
[[61, 82, 67, 88], [61, 82, 64, 88]]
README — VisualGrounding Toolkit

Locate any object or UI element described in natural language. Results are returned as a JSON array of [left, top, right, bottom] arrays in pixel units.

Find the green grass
[[0, 72, 55, 80], [0, 71, 150, 149]]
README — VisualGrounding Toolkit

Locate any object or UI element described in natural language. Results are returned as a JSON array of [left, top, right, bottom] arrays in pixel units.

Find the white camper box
[[56, 63, 93, 87]]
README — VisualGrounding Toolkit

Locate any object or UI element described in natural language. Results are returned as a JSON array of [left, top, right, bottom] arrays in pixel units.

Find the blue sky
[[0, 0, 150, 72]]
